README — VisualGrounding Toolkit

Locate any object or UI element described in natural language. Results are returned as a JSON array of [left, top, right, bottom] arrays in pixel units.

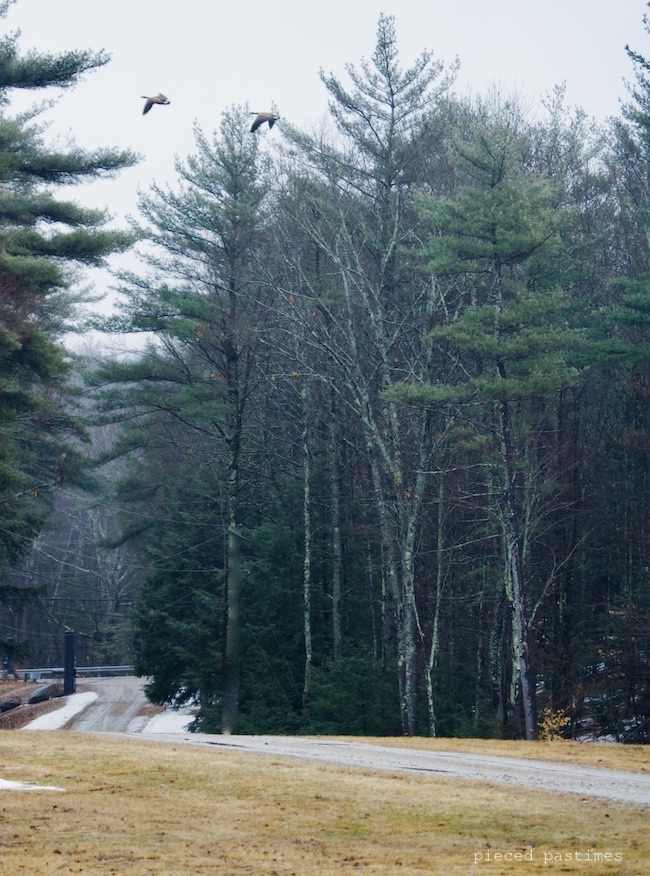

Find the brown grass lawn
[[0, 730, 647, 875]]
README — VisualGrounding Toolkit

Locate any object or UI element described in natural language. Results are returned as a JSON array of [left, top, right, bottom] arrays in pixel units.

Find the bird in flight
[[251, 112, 279, 133], [141, 93, 170, 115]]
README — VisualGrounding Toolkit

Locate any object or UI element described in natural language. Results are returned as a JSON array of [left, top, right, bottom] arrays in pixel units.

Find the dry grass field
[[0, 730, 648, 875]]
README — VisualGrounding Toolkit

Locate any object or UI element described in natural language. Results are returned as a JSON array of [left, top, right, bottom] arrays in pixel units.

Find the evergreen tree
[[0, 0, 136, 657], [93, 106, 270, 731], [576, 4, 650, 740], [49, 12, 649, 742], [391, 102, 589, 738], [128, 451, 224, 715]]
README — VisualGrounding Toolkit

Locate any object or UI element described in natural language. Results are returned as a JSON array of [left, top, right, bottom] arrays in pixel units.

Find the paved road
[[68, 676, 650, 807], [70, 676, 149, 733]]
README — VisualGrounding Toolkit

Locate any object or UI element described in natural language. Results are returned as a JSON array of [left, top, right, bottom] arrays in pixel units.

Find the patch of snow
[[126, 715, 150, 733], [1, 692, 98, 792], [143, 707, 195, 733], [18, 687, 195, 734], [3, 688, 195, 794], [21, 691, 98, 731], [0, 777, 65, 792]]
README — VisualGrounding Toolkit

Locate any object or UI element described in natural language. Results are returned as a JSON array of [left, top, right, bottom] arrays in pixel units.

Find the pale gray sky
[[5, 0, 646, 334]]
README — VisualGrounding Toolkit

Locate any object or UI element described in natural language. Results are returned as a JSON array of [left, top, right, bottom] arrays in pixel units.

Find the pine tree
[[391, 102, 589, 739], [93, 106, 270, 732], [0, 0, 136, 651]]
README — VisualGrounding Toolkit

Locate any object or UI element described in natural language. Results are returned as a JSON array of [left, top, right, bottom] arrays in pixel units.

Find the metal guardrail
[[20, 665, 135, 682]]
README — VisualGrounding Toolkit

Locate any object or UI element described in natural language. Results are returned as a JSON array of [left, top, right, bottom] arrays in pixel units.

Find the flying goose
[[250, 111, 279, 133], [142, 93, 170, 115]]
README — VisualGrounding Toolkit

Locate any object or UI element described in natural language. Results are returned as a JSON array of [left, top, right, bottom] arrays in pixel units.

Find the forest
[[0, 4, 649, 741]]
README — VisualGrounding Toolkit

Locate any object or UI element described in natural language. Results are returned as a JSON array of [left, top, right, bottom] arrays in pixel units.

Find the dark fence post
[[63, 631, 76, 695]]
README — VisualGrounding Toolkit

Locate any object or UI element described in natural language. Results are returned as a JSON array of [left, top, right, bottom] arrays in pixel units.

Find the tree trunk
[[220, 348, 250, 735], [498, 394, 538, 740], [328, 388, 342, 662], [301, 385, 313, 715], [368, 446, 418, 736], [221, 519, 241, 734], [399, 582, 419, 736], [425, 476, 446, 736]]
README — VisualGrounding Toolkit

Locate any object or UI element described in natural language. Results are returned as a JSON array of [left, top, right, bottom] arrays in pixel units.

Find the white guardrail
[[19, 666, 135, 682]]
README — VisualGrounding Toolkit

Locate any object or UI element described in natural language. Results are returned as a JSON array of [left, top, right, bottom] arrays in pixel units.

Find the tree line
[[1, 5, 649, 740]]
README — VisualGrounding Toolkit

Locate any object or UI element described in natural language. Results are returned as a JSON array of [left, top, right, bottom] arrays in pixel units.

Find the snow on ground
[[4, 690, 192, 792], [21, 691, 98, 731], [141, 708, 194, 733], [19, 689, 193, 733], [0, 777, 66, 792]]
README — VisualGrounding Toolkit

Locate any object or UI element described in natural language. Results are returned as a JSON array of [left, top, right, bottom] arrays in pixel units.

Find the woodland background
[[1, 5, 649, 740]]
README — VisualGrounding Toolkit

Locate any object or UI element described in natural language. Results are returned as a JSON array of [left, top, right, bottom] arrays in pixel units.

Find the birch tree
[[276, 15, 458, 733]]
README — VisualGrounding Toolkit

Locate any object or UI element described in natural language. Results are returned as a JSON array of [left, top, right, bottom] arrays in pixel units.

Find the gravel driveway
[[136, 732, 650, 808], [70, 676, 650, 808]]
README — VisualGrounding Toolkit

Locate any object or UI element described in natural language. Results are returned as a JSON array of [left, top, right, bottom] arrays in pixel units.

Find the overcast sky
[[5, 0, 647, 334]]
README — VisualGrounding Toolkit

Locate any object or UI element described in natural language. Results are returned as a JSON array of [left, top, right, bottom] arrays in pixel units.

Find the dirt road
[[68, 676, 650, 807]]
